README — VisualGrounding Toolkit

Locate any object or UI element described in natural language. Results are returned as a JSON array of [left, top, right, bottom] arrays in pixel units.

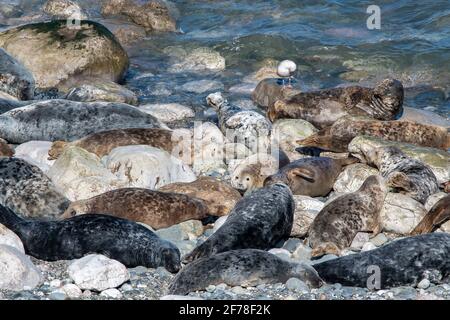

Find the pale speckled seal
[[0, 203, 181, 272], [48, 128, 176, 160], [297, 117, 450, 152], [313, 233, 450, 289], [264, 156, 359, 196], [169, 249, 323, 295], [183, 183, 294, 263], [0, 99, 164, 144], [308, 175, 388, 257], [0, 157, 69, 219], [411, 195, 450, 235], [61, 188, 209, 230], [268, 79, 404, 129], [362, 146, 439, 204]]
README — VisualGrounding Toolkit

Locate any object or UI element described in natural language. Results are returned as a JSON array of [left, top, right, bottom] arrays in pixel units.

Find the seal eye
[[246, 177, 250, 181]]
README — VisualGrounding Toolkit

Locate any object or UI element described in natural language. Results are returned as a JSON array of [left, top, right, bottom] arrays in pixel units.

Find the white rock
[[14, 141, 54, 173], [361, 242, 377, 252], [68, 254, 130, 291], [0, 224, 24, 253], [231, 286, 248, 295], [100, 288, 123, 299], [381, 193, 427, 235], [350, 232, 371, 250], [0, 245, 42, 291], [180, 80, 224, 94], [285, 277, 310, 293], [104, 145, 196, 189], [60, 283, 82, 298], [291, 196, 324, 238], [333, 164, 379, 193], [417, 279, 430, 290], [268, 248, 291, 261], [370, 233, 389, 247], [139, 103, 195, 122], [50, 279, 62, 288], [160, 295, 204, 300]]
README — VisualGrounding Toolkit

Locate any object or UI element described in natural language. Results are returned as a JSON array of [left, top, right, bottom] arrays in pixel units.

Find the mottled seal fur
[[183, 183, 294, 262], [313, 233, 450, 289], [48, 128, 176, 160], [297, 117, 450, 152], [61, 188, 209, 230], [362, 146, 439, 204], [0, 157, 69, 219], [0, 99, 164, 144], [268, 79, 404, 129], [411, 195, 450, 235], [308, 175, 388, 257], [158, 177, 242, 217], [169, 249, 323, 295], [264, 156, 359, 196], [0, 204, 181, 272], [0, 138, 13, 157]]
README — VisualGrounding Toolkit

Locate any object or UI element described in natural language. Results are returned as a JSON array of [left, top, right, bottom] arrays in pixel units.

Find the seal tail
[[48, 141, 68, 160], [0, 204, 25, 232]]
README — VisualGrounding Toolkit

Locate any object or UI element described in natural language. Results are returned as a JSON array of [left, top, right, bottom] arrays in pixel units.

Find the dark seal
[[411, 195, 450, 235], [183, 183, 295, 263], [313, 233, 450, 289], [0, 203, 181, 272]]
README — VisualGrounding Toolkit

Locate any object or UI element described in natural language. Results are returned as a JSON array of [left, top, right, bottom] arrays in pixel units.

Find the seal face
[[268, 79, 404, 128], [169, 249, 323, 295], [313, 233, 450, 289], [363, 146, 439, 204], [297, 117, 450, 152], [158, 176, 242, 217], [264, 156, 359, 196], [411, 195, 450, 235], [183, 183, 295, 263], [308, 175, 388, 257], [61, 188, 209, 230], [48, 128, 176, 160], [0, 157, 69, 218], [0, 204, 181, 272]]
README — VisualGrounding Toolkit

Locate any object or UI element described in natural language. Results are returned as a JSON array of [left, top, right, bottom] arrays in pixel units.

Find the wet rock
[[14, 141, 54, 173], [139, 103, 194, 122], [167, 47, 226, 73], [68, 254, 130, 291], [252, 78, 301, 109], [0, 48, 34, 100], [0, 20, 128, 92], [291, 196, 324, 238], [333, 164, 379, 193], [400, 107, 450, 128], [0, 224, 24, 253], [100, 18, 147, 46], [43, 0, 87, 19], [66, 82, 138, 105], [180, 79, 224, 94], [0, 245, 42, 291]]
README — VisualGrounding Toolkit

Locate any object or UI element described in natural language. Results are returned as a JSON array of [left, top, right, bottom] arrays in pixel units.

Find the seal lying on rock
[[410, 195, 450, 235], [183, 183, 294, 262], [308, 175, 387, 257], [297, 117, 450, 152], [268, 79, 404, 128], [362, 146, 439, 204], [313, 233, 450, 289], [0, 204, 181, 272], [0, 99, 164, 144], [0, 157, 69, 219], [48, 128, 176, 160], [264, 156, 359, 196], [61, 188, 209, 230], [169, 249, 323, 295]]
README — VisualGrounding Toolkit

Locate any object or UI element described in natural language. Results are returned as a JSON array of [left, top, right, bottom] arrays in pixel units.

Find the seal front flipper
[[287, 167, 315, 183]]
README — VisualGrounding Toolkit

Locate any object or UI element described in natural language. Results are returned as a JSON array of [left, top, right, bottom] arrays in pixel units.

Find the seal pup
[[0, 138, 13, 157], [169, 249, 323, 295], [308, 175, 387, 257], [410, 195, 450, 235], [264, 156, 359, 196], [158, 177, 242, 217], [61, 188, 209, 230], [0, 204, 181, 272], [362, 146, 439, 204], [268, 79, 404, 128], [297, 117, 450, 152], [183, 183, 294, 263], [0, 157, 70, 219], [0, 99, 165, 144], [313, 233, 450, 289], [48, 128, 176, 160]]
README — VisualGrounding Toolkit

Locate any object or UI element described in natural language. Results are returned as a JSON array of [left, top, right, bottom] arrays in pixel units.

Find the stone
[[0, 48, 34, 100], [417, 279, 430, 290], [14, 141, 54, 173], [139, 103, 195, 122], [101, 18, 147, 46], [350, 232, 371, 250], [49, 279, 62, 288], [252, 78, 301, 109], [68, 254, 130, 292], [100, 288, 123, 299], [66, 82, 138, 105], [101, 0, 176, 32], [160, 295, 204, 300], [0, 224, 24, 253], [43, 0, 87, 19], [231, 286, 248, 295], [0, 245, 42, 291], [206, 285, 216, 292], [291, 244, 312, 261], [370, 233, 389, 247], [60, 283, 82, 298], [167, 47, 226, 73], [291, 196, 324, 238], [282, 238, 302, 253], [333, 164, 379, 193], [103, 145, 196, 189], [361, 242, 377, 252], [49, 291, 67, 300], [381, 193, 427, 235], [180, 80, 224, 94], [212, 216, 228, 233], [400, 107, 450, 128], [349, 136, 450, 184], [268, 248, 291, 261], [0, 20, 128, 92], [178, 220, 204, 239], [285, 278, 310, 293]]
